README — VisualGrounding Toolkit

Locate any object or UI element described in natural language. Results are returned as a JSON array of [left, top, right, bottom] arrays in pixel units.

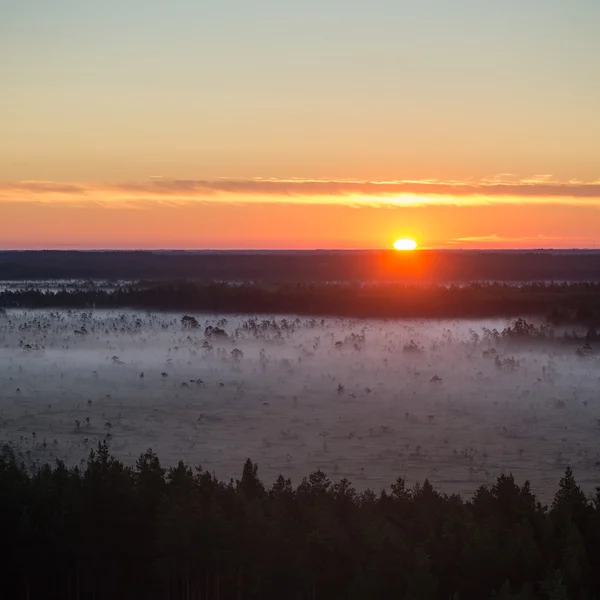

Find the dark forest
[[3, 250, 600, 282], [1, 443, 599, 600], [2, 281, 600, 327]]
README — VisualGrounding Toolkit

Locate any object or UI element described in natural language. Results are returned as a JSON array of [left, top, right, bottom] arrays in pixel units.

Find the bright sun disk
[[393, 238, 418, 251]]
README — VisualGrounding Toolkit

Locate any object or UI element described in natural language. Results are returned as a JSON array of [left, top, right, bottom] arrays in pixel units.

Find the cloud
[[447, 234, 592, 247], [115, 177, 600, 199], [1, 181, 89, 194], [1, 176, 600, 207]]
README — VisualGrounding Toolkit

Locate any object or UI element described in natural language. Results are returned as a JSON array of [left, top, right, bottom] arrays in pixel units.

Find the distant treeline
[[2, 281, 600, 325], [3, 249, 600, 282], [1, 443, 600, 600]]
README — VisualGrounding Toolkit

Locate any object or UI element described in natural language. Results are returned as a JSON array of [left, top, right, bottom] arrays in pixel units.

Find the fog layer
[[1, 310, 598, 500]]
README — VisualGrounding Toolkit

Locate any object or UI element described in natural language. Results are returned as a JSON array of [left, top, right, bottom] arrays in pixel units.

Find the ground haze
[[2, 308, 598, 501]]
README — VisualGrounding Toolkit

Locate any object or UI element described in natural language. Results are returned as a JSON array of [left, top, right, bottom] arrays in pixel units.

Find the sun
[[393, 238, 418, 251]]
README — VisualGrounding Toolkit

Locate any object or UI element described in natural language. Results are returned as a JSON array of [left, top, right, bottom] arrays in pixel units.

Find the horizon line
[[2, 247, 600, 253]]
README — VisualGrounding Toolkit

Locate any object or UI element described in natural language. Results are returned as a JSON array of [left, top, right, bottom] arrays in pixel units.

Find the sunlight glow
[[393, 238, 418, 251]]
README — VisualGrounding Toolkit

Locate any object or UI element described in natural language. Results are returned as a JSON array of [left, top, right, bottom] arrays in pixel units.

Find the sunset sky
[[2, 1, 600, 249]]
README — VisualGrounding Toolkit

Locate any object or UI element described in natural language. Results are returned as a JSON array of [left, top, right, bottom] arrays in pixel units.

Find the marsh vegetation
[[1, 309, 599, 500]]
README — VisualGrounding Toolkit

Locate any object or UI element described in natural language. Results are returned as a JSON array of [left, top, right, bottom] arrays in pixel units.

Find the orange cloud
[[446, 234, 593, 248], [2, 176, 600, 208]]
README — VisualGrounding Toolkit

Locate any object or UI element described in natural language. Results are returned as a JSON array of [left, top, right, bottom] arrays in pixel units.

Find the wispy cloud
[[447, 234, 593, 247], [2, 176, 600, 207]]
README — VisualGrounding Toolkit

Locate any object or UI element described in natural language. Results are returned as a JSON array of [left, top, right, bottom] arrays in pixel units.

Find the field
[[2, 308, 599, 501]]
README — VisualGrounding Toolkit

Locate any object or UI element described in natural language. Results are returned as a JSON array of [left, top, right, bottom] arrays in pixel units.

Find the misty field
[[1, 309, 599, 500]]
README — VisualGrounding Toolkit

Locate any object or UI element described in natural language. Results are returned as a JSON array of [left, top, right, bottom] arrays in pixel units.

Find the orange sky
[[2, 182, 600, 249], [2, 2, 599, 249]]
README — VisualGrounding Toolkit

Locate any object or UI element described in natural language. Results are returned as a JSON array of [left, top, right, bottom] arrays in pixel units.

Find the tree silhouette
[[181, 314, 199, 329], [1, 445, 600, 599]]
